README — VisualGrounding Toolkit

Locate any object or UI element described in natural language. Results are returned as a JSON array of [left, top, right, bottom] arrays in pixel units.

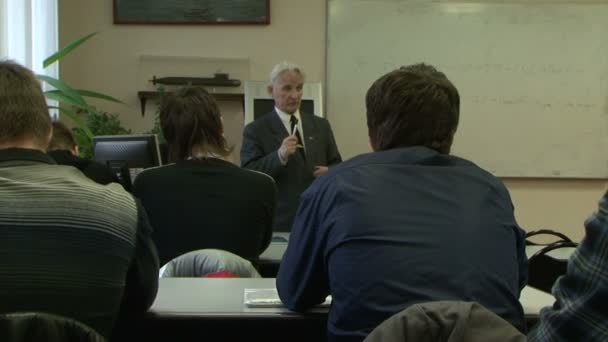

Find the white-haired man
[[241, 62, 341, 232]]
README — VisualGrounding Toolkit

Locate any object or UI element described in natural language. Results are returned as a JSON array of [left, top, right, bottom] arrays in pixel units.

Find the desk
[[129, 278, 326, 342], [258, 234, 289, 277], [520, 286, 555, 322], [122, 278, 554, 341]]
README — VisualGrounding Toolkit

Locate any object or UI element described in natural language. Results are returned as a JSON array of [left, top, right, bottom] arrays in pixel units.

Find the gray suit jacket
[[241, 110, 341, 231]]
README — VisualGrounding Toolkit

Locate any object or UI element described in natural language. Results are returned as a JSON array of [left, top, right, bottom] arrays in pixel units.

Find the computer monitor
[[253, 98, 315, 120], [92, 134, 162, 191]]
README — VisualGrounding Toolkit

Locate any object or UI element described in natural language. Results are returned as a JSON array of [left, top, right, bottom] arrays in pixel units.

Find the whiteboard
[[327, 0, 608, 178]]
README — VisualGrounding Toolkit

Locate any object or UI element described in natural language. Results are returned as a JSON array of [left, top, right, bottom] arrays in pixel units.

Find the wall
[[58, 0, 326, 130], [59, 0, 606, 240]]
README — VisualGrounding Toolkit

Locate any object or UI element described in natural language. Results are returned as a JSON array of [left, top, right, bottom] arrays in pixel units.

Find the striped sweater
[[0, 148, 159, 338]]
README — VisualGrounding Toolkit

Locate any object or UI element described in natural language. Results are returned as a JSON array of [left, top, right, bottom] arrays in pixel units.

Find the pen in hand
[[291, 119, 304, 149]]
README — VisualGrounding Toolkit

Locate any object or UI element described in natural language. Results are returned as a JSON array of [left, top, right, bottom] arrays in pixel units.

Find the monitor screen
[[253, 99, 315, 120], [93, 134, 162, 190]]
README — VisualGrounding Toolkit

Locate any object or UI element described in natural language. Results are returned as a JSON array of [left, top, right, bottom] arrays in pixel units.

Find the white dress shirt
[[275, 107, 306, 149], [276, 107, 306, 165]]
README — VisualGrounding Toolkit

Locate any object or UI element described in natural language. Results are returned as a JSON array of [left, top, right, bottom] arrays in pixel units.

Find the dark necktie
[[290, 115, 306, 160]]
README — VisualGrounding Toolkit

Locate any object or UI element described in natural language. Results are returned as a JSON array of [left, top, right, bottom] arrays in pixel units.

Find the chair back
[[363, 301, 525, 342], [160, 249, 261, 278], [0, 312, 106, 342], [528, 240, 578, 293], [525, 229, 572, 246]]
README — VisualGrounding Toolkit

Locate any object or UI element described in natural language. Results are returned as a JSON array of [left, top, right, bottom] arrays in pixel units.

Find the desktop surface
[[140, 278, 327, 342], [149, 278, 327, 317], [133, 278, 552, 341], [149, 278, 552, 318]]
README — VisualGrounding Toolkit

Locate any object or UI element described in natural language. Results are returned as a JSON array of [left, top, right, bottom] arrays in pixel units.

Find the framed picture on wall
[[113, 0, 271, 25]]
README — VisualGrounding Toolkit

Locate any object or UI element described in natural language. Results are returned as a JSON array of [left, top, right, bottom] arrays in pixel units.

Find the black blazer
[[133, 158, 276, 266], [240, 111, 341, 231]]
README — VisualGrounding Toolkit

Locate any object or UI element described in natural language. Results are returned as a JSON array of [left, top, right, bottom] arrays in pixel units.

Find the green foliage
[[144, 85, 166, 144], [43, 32, 98, 68], [38, 32, 126, 155], [147, 112, 166, 145], [73, 110, 132, 159]]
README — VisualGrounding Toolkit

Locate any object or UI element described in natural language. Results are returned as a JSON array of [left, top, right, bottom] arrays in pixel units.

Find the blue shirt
[[528, 191, 608, 342], [276, 146, 528, 342]]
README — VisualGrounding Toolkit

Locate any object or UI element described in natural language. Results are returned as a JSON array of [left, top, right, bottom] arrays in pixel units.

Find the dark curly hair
[[365, 63, 460, 154]]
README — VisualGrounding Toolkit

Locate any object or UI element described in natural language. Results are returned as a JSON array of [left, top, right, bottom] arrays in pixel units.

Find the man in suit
[[241, 62, 341, 232]]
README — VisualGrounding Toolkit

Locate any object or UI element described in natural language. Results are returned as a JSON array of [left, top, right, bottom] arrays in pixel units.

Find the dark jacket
[[277, 146, 528, 342], [240, 111, 341, 231]]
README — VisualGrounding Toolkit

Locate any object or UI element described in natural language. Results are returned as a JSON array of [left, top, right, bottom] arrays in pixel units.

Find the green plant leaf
[[44, 90, 93, 113], [43, 32, 98, 68], [48, 106, 95, 139], [75, 89, 124, 103], [38, 75, 88, 107], [45, 89, 123, 104]]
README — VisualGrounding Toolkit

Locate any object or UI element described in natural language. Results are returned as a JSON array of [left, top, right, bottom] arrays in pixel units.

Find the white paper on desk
[[244, 288, 331, 308]]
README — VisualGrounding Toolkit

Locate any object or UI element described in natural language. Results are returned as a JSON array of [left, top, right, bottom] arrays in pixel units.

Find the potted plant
[[38, 32, 125, 152]]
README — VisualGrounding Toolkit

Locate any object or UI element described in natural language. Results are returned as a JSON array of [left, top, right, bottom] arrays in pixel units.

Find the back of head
[[48, 121, 77, 151], [0, 60, 51, 149], [365, 63, 460, 154], [160, 86, 231, 162]]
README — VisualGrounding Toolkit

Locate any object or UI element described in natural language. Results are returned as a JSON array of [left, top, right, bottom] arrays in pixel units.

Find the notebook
[[244, 288, 331, 308]]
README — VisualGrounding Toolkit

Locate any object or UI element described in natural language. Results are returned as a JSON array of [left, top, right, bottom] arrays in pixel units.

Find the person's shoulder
[[244, 111, 276, 130], [305, 112, 329, 125], [301, 151, 375, 199], [133, 163, 177, 186], [231, 164, 277, 191], [449, 154, 511, 196], [46, 163, 135, 205], [137, 163, 177, 177]]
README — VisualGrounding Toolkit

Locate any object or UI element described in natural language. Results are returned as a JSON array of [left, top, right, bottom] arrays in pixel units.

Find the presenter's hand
[[279, 135, 299, 161], [313, 166, 329, 177]]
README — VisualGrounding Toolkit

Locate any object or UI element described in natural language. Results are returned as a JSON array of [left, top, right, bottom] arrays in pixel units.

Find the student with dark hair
[[47, 121, 119, 185], [277, 63, 528, 342], [0, 60, 159, 339], [133, 86, 277, 266]]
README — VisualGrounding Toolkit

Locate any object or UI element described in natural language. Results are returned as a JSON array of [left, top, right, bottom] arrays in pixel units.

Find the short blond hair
[[0, 60, 51, 146]]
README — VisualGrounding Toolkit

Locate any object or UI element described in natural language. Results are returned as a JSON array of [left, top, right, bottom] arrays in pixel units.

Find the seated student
[[277, 63, 528, 342], [47, 120, 119, 185], [0, 60, 159, 339], [527, 190, 608, 342], [132, 86, 277, 266]]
